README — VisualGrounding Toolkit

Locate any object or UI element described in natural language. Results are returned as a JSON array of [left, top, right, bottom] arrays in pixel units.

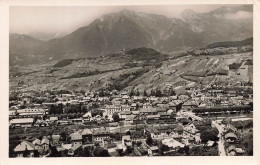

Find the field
[[9, 51, 253, 93]]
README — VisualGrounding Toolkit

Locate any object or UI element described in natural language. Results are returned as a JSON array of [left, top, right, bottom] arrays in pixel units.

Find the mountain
[[206, 37, 253, 48], [9, 6, 253, 65], [27, 31, 68, 41], [9, 33, 49, 65]]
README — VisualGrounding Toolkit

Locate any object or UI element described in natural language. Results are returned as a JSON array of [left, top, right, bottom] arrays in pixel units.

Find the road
[[212, 120, 226, 156]]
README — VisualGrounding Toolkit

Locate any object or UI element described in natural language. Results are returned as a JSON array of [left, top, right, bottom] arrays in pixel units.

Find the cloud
[[224, 11, 252, 19]]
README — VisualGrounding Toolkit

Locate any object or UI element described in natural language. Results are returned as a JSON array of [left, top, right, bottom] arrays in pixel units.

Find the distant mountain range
[[9, 5, 253, 66], [27, 31, 68, 41]]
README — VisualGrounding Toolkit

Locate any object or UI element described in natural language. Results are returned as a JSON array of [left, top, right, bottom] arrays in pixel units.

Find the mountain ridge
[[10, 6, 253, 66]]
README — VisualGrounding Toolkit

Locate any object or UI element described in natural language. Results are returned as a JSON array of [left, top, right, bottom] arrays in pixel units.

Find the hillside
[[9, 47, 253, 93], [9, 6, 253, 66], [206, 37, 253, 48], [186, 37, 253, 56]]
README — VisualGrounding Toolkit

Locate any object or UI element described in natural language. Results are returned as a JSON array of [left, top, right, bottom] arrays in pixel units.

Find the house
[[71, 118, 83, 124], [225, 133, 237, 142], [17, 108, 48, 117], [51, 134, 61, 146], [146, 114, 160, 120], [227, 145, 236, 156], [49, 117, 58, 123], [159, 112, 171, 119], [122, 135, 132, 151], [92, 127, 110, 142], [121, 105, 131, 111], [145, 126, 160, 139], [108, 122, 118, 127], [122, 95, 130, 100], [182, 101, 197, 111], [104, 143, 118, 156], [14, 141, 35, 157], [139, 108, 157, 115], [125, 115, 136, 124], [105, 105, 121, 115], [9, 110, 17, 116], [169, 100, 182, 112], [82, 128, 93, 143], [41, 137, 50, 152], [148, 146, 159, 156], [143, 103, 152, 109], [156, 107, 167, 113], [131, 103, 137, 110], [184, 123, 199, 135], [32, 139, 42, 151], [70, 133, 82, 145], [10, 118, 34, 127], [119, 111, 132, 119], [82, 112, 92, 121], [222, 118, 232, 125], [57, 120, 71, 125], [67, 143, 82, 156], [162, 138, 184, 150]]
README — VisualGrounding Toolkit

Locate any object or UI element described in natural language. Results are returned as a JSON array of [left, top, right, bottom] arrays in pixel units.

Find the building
[[70, 133, 82, 146], [41, 137, 50, 152], [17, 108, 48, 116], [92, 127, 110, 142], [161, 138, 184, 150], [82, 129, 93, 143], [182, 101, 197, 111], [121, 105, 131, 111], [10, 118, 34, 127], [105, 105, 121, 115], [14, 141, 35, 157]]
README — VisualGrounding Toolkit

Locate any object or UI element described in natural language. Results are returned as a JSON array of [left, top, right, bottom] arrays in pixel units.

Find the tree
[[60, 131, 67, 141], [117, 149, 124, 156], [143, 90, 148, 97], [183, 146, 190, 155], [150, 89, 156, 96], [155, 88, 162, 97], [169, 89, 176, 96], [146, 134, 153, 146], [99, 89, 105, 97], [49, 145, 60, 157], [112, 112, 120, 122], [129, 89, 135, 97], [83, 146, 93, 157], [200, 128, 219, 143], [136, 90, 140, 96], [93, 147, 110, 157], [33, 115, 38, 123], [159, 144, 169, 155], [23, 147, 30, 157], [126, 131, 131, 135]]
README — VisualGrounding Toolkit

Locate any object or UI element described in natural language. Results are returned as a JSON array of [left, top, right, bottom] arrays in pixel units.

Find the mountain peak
[[119, 9, 134, 14], [180, 9, 200, 21], [181, 9, 197, 16]]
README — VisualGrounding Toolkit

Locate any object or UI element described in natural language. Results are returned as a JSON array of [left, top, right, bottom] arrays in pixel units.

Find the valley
[[10, 47, 253, 93]]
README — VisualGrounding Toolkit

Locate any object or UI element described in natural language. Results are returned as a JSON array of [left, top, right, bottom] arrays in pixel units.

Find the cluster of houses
[[220, 118, 252, 156], [12, 116, 210, 157], [9, 77, 253, 157]]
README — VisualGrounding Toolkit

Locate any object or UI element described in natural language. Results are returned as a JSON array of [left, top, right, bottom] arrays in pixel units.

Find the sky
[[9, 5, 246, 34]]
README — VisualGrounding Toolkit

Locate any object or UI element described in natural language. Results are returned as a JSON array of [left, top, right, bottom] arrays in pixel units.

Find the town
[[8, 5, 254, 158], [9, 79, 253, 157]]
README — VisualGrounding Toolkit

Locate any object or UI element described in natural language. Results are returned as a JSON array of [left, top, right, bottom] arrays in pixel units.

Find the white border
[[0, 0, 259, 165]]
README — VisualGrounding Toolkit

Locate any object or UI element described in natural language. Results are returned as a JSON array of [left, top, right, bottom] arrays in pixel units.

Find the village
[[9, 77, 253, 157]]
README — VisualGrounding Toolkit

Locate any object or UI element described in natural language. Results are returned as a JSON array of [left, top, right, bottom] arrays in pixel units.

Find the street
[[212, 120, 226, 156]]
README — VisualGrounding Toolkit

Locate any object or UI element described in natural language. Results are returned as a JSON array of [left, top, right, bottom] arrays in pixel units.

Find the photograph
[[8, 4, 253, 157]]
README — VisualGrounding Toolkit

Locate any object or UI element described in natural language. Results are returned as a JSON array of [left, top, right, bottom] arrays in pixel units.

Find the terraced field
[[9, 51, 252, 93]]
